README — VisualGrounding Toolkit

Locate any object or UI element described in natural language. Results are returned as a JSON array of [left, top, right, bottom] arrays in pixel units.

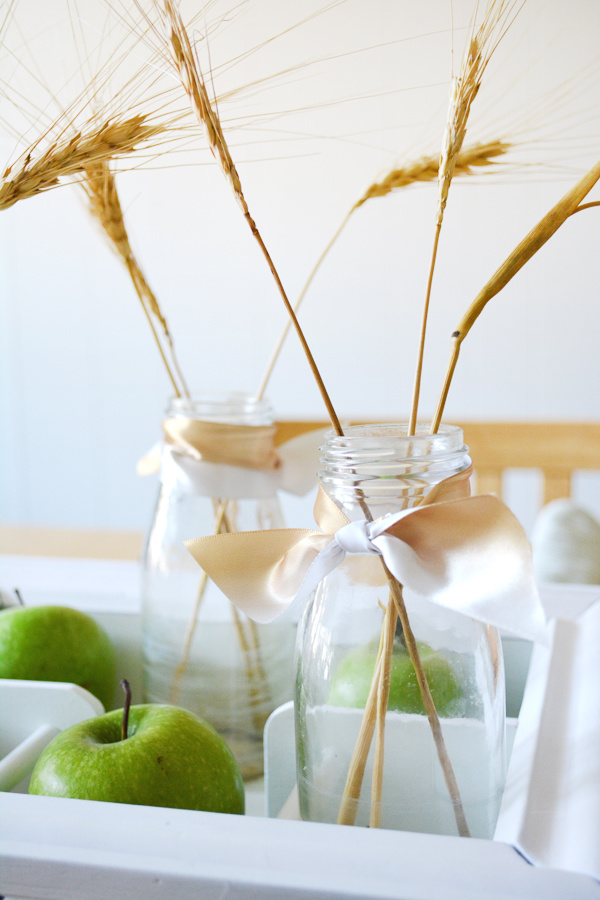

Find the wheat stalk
[[154, 0, 342, 435], [437, 2, 523, 226], [257, 139, 510, 400], [0, 115, 165, 212], [408, 0, 524, 434], [431, 158, 600, 433], [370, 595, 397, 829], [82, 159, 189, 398]]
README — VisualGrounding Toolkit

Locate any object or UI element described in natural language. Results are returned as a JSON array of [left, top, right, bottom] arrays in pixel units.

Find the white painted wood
[[2, 791, 599, 900], [0, 723, 60, 792], [0, 680, 103, 792]]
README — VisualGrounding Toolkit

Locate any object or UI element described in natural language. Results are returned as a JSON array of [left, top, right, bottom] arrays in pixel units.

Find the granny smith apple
[[329, 640, 462, 716], [29, 692, 245, 814], [0, 604, 116, 709]]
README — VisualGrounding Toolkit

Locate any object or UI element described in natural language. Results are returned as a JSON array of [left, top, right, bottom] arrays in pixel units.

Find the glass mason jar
[[295, 424, 506, 837], [142, 392, 296, 779]]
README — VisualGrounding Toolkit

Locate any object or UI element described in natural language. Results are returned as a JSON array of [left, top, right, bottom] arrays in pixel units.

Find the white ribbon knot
[[334, 519, 379, 555], [295, 508, 431, 608]]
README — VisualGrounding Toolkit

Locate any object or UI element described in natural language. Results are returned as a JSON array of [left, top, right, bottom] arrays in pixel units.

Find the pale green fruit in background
[[29, 704, 245, 814], [329, 641, 463, 716], [0, 605, 116, 709]]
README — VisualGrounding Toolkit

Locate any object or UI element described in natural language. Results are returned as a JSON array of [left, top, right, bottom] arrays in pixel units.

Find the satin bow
[[185, 469, 547, 643]]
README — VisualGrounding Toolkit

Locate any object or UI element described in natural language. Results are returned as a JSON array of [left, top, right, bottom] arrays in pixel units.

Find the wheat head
[[0, 115, 164, 212], [437, 2, 523, 225], [83, 160, 168, 331], [353, 139, 510, 210], [157, 0, 249, 218], [82, 159, 190, 397]]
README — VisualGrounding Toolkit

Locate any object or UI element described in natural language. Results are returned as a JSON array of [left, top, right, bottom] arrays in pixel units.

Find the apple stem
[[120, 679, 132, 740], [14, 588, 25, 606]]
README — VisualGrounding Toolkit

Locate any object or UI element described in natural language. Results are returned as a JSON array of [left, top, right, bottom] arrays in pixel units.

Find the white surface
[[265, 701, 519, 829], [2, 791, 600, 900], [0, 723, 60, 792], [0, 555, 141, 612], [2, 558, 600, 896], [0, 680, 103, 792], [496, 604, 600, 880]]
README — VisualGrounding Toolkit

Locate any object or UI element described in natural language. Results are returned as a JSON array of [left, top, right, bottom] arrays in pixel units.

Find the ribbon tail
[[185, 528, 332, 623], [374, 495, 548, 644]]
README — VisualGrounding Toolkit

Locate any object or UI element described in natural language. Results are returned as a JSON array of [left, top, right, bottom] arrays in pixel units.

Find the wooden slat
[[274, 420, 600, 507], [473, 469, 503, 498], [3, 421, 598, 558], [276, 420, 600, 471], [460, 422, 600, 472], [274, 420, 330, 445], [0, 526, 144, 560], [543, 471, 573, 504]]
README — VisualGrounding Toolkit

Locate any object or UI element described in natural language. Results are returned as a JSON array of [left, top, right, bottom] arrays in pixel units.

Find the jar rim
[[318, 423, 470, 497], [321, 423, 467, 459], [167, 391, 274, 425]]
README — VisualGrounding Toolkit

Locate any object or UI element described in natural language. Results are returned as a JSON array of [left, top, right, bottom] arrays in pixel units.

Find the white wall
[[1, 0, 599, 537]]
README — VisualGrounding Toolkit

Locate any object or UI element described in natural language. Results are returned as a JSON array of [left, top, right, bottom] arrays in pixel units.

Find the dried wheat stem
[[170, 567, 210, 704], [222, 502, 273, 734], [256, 209, 352, 400], [411, 34, 487, 433], [0, 115, 164, 211], [410, 1, 523, 432], [573, 201, 600, 214], [230, 604, 270, 733], [408, 224, 441, 435], [130, 268, 182, 398], [337, 488, 467, 832], [82, 160, 189, 398], [431, 159, 600, 433], [370, 595, 397, 829], [337, 626, 386, 825], [430, 343, 462, 437], [436, 38, 482, 227], [172, 496, 273, 734], [157, 0, 342, 435], [170, 499, 229, 703], [257, 141, 509, 400], [126, 257, 189, 398], [387, 573, 470, 836]]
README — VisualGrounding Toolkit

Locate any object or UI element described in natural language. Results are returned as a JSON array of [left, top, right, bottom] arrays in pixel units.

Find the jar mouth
[[168, 391, 274, 426], [319, 423, 470, 501], [321, 423, 467, 462]]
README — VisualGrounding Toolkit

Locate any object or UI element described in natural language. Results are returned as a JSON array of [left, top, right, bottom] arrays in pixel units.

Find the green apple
[[28, 700, 245, 815], [0, 604, 116, 709], [329, 640, 462, 716]]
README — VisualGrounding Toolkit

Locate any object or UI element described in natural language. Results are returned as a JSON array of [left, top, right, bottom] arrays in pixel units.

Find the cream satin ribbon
[[163, 418, 280, 471], [185, 469, 547, 643], [138, 419, 327, 498]]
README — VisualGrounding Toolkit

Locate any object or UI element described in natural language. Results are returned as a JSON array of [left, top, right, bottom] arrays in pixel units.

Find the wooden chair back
[[275, 420, 600, 507], [2, 421, 597, 559]]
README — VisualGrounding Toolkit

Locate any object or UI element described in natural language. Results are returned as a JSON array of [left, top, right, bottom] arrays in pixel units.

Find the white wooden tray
[[1, 554, 599, 899]]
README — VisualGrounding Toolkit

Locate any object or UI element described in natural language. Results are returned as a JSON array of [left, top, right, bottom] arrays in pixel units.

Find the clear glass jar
[[295, 423, 506, 837], [142, 392, 295, 779]]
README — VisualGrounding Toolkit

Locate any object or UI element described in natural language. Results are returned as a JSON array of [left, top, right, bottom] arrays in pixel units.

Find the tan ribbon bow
[[185, 467, 547, 642]]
